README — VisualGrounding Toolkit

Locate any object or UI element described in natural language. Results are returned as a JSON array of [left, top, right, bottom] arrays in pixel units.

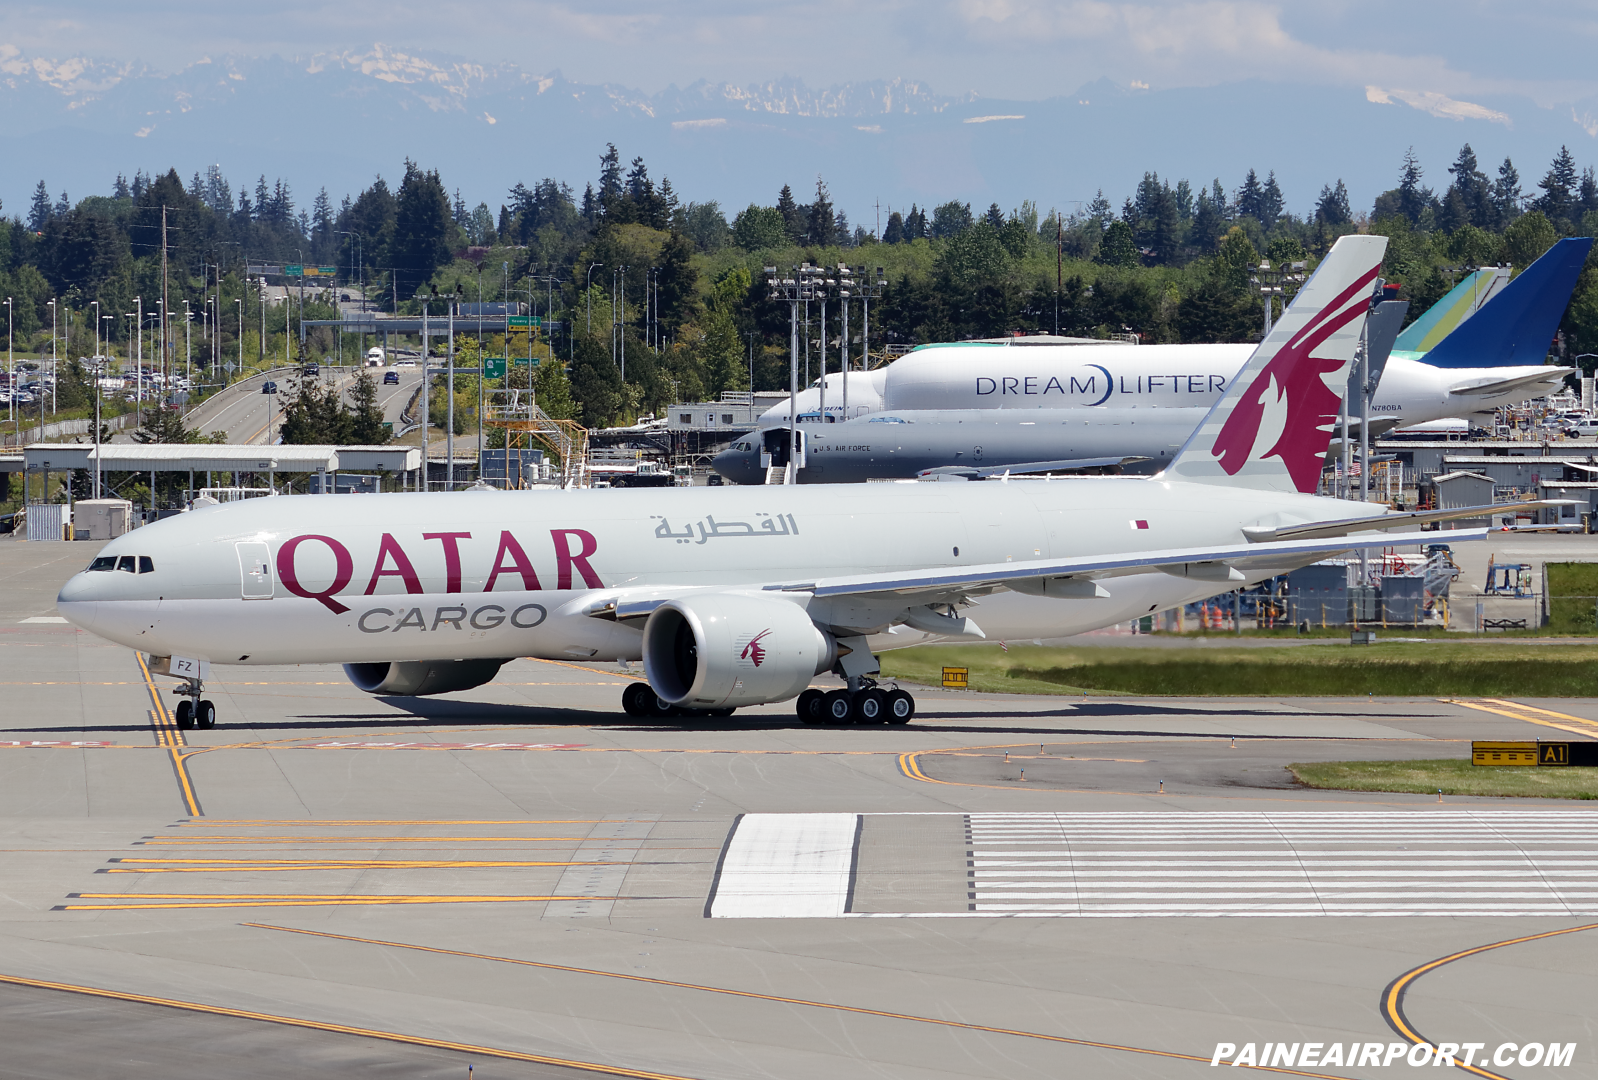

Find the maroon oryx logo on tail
[[739, 629, 772, 667]]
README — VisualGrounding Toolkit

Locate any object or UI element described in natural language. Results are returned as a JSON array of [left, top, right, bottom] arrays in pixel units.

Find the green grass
[[879, 642, 1598, 697], [1546, 562, 1598, 634], [1289, 759, 1598, 800]]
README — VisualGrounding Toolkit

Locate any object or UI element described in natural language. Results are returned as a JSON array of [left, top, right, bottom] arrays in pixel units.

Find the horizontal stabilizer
[[1447, 368, 1575, 398]]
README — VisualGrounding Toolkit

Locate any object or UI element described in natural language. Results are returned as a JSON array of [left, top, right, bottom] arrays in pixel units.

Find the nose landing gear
[[171, 680, 216, 729]]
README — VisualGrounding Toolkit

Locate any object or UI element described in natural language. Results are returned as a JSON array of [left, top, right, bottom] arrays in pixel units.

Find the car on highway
[[393, 359, 417, 369], [382, 370, 400, 384], [300, 363, 320, 377], [261, 380, 278, 394]]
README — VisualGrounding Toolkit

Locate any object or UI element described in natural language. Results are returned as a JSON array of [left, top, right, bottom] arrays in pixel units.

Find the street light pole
[[586, 262, 601, 334], [6, 297, 13, 434]]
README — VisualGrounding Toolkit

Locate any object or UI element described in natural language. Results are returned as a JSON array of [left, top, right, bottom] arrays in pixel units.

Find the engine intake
[[344, 658, 509, 697], [642, 594, 834, 708]]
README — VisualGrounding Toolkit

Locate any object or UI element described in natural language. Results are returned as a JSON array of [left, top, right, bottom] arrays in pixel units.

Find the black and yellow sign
[[941, 667, 969, 689], [1473, 740, 1598, 767], [1472, 741, 1537, 766]]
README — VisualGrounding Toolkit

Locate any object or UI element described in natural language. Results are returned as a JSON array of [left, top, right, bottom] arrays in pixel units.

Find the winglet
[[1421, 237, 1593, 368], [1165, 234, 1387, 493]]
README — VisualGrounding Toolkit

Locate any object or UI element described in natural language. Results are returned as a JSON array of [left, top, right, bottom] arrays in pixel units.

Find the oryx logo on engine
[[738, 629, 772, 667]]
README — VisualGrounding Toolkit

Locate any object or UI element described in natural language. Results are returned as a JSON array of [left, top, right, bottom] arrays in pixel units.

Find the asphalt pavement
[[0, 536, 1593, 1079]]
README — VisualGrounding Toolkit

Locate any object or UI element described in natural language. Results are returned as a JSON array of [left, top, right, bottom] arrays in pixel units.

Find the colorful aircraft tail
[[1392, 267, 1508, 353], [1165, 234, 1387, 494], [1421, 237, 1592, 368]]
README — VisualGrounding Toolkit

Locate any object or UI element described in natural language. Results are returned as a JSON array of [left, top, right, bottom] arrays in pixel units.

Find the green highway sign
[[283, 265, 335, 277], [483, 357, 506, 379], [505, 315, 542, 329], [284, 264, 303, 276]]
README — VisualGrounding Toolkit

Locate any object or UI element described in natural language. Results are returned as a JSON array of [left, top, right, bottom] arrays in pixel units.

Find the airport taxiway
[[1, 539, 1595, 1079]]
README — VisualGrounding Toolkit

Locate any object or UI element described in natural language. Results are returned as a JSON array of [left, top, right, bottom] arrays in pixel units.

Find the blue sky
[[2, 0, 1590, 105]]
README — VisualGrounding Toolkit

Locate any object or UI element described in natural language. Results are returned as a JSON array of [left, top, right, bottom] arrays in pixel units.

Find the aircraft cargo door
[[236, 542, 274, 600]]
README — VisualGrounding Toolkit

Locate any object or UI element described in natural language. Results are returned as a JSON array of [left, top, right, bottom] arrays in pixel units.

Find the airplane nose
[[57, 574, 102, 630], [712, 448, 758, 484]]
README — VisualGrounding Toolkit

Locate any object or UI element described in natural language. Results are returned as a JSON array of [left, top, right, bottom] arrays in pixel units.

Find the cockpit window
[[89, 556, 117, 571], [138, 556, 155, 574], [117, 556, 136, 573]]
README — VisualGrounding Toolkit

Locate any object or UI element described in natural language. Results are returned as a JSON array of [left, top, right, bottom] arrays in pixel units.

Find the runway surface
[[1, 538, 1595, 1078]]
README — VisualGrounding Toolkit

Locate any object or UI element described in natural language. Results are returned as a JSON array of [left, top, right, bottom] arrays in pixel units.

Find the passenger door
[[236, 542, 273, 600]]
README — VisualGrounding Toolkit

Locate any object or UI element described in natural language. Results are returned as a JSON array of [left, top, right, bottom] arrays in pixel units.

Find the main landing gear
[[620, 681, 735, 719], [796, 680, 914, 726], [172, 679, 216, 730]]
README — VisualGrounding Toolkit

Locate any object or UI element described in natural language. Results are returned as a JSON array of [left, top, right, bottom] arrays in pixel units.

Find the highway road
[[179, 365, 424, 445]]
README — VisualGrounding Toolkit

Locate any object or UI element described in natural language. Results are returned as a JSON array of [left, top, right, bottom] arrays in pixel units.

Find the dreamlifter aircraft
[[714, 238, 1589, 483], [61, 235, 1514, 728]]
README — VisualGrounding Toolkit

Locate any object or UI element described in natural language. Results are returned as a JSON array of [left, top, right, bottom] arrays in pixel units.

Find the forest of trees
[[5, 140, 1598, 432]]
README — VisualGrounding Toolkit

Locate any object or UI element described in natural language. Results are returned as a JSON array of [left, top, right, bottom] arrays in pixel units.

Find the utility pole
[[839, 267, 852, 420], [161, 206, 169, 389], [1056, 212, 1063, 337], [135, 296, 143, 427], [447, 292, 456, 491]]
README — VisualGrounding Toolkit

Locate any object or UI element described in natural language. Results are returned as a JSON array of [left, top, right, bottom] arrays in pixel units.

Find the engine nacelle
[[642, 593, 835, 708], [344, 658, 509, 697]]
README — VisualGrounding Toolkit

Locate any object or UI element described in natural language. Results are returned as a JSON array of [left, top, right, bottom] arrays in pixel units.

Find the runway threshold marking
[[245, 923, 1365, 1079], [1381, 922, 1598, 1080], [0, 971, 698, 1080], [136, 652, 206, 817], [1448, 698, 1598, 739]]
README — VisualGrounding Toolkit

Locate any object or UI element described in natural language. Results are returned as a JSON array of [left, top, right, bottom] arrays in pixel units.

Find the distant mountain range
[[4, 43, 1597, 228]]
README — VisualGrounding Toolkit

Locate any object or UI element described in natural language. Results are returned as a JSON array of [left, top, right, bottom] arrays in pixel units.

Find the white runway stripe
[[959, 811, 1598, 918], [708, 813, 858, 918]]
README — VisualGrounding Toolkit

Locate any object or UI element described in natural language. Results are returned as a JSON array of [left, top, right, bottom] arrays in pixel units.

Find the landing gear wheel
[[621, 682, 654, 717], [853, 688, 887, 724], [796, 689, 825, 724], [174, 699, 194, 729], [822, 690, 852, 724], [648, 694, 678, 718], [886, 689, 915, 724], [706, 707, 736, 717], [195, 700, 217, 729]]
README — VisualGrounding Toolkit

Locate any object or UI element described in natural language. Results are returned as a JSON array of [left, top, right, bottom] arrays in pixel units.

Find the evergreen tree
[[1259, 171, 1283, 228], [387, 159, 452, 300], [1536, 145, 1579, 231], [984, 202, 1005, 229], [1173, 179, 1194, 222], [28, 181, 52, 231], [930, 201, 972, 238], [1396, 147, 1433, 224], [1235, 169, 1265, 221], [113, 174, 130, 200], [346, 370, 389, 444], [776, 185, 804, 242], [1494, 157, 1523, 224], [1315, 180, 1352, 225], [597, 144, 623, 212], [1085, 190, 1113, 230], [806, 177, 836, 246], [1447, 144, 1491, 228], [905, 204, 928, 240], [883, 211, 905, 244], [1581, 167, 1598, 220]]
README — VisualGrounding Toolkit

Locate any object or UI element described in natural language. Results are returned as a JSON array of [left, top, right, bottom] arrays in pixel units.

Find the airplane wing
[[760, 529, 1481, 601], [1448, 369, 1575, 398], [1243, 502, 1573, 542], [917, 456, 1145, 479]]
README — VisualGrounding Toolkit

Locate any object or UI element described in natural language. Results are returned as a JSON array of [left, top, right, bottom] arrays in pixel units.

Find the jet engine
[[343, 658, 509, 697], [642, 594, 836, 709]]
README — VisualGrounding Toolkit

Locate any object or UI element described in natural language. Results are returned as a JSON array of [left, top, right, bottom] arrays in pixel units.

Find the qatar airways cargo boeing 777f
[[58, 235, 1500, 728]]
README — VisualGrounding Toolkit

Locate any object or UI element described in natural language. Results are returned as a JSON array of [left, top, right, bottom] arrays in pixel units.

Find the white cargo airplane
[[718, 239, 1589, 483], [59, 235, 1494, 728]]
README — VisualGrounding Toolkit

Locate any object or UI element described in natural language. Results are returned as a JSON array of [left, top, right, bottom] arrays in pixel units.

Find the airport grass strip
[[0, 971, 698, 1079], [245, 923, 1367, 1079], [880, 643, 1598, 697], [1289, 760, 1598, 800]]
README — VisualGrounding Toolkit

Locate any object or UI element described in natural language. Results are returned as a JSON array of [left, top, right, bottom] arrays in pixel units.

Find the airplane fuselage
[[59, 481, 1382, 669]]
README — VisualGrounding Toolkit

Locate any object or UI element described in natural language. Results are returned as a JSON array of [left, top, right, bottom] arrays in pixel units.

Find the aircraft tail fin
[[1164, 234, 1386, 494], [1421, 237, 1592, 368], [1392, 268, 1507, 353]]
